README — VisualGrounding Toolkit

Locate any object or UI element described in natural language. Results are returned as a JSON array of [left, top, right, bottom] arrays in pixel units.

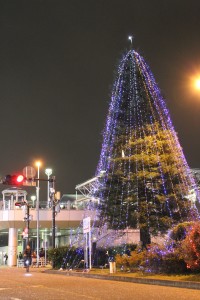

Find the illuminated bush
[[181, 222, 200, 271], [115, 248, 146, 272], [48, 246, 83, 269]]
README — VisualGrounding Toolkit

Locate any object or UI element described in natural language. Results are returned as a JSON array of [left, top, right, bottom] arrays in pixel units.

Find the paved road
[[0, 267, 200, 300]]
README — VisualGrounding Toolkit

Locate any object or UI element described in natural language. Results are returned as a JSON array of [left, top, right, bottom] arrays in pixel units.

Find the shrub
[[181, 222, 200, 271], [107, 243, 137, 256], [48, 246, 84, 269], [93, 244, 137, 267], [115, 253, 130, 271], [116, 248, 146, 271], [116, 244, 188, 274], [169, 222, 192, 242], [144, 244, 163, 273], [143, 243, 188, 274]]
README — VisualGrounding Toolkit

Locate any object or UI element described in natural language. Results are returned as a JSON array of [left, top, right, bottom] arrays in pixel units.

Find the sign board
[[83, 217, 91, 233], [22, 230, 28, 238], [23, 166, 36, 178], [23, 180, 36, 187]]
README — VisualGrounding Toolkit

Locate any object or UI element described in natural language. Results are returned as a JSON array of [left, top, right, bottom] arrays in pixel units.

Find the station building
[[0, 188, 95, 266]]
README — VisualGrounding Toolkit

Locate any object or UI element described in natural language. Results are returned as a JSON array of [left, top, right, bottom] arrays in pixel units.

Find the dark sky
[[0, 0, 200, 200]]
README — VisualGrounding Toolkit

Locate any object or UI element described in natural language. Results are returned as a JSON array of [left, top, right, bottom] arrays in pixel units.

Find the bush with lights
[[48, 246, 84, 269], [115, 247, 145, 272], [115, 222, 200, 274], [181, 222, 200, 271]]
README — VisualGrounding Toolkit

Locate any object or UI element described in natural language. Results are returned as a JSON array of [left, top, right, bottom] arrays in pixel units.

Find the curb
[[44, 270, 200, 290]]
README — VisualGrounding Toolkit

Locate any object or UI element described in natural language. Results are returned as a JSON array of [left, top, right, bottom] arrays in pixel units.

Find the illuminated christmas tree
[[95, 48, 199, 247]]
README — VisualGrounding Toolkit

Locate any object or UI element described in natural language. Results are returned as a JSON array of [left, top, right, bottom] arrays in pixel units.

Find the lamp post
[[35, 161, 41, 267], [45, 168, 52, 208], [50, 176, 61, 268], [25, 202, 30, 246], [194, 77, 200, 90], [51, 176, 56, 250], [15, 200, 30, 246]]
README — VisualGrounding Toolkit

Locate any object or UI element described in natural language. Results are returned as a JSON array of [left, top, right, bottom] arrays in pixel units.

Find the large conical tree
[[95, 49, 199, 247]]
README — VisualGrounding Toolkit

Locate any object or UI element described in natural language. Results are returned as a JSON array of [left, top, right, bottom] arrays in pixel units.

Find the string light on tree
[[66, 46, 200, 268], [94, 48, 199, 248]]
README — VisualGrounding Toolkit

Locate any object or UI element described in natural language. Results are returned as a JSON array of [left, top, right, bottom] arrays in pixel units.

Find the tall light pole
[[35, 160, 41, 267], [45, 168, 52, 208]]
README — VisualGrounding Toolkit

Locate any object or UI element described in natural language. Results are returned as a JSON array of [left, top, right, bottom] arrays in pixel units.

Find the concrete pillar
[[8, 228, 18, 266]]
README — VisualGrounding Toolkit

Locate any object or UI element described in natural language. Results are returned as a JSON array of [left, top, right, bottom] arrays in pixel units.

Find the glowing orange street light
[[35, 161, 41, 168], [194, 78, 200, 90], [188, 74, 200, 95]]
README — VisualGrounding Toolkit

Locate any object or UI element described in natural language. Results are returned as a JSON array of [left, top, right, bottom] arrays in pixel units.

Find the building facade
[[0, 188, 95, 266]]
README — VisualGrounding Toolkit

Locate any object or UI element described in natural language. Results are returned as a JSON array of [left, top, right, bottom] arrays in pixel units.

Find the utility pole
[[50, 176, 56, 268], [15, 199, 30, 247], [49, 176, 61, 268], [26, 203, 30, 245], [50, 176, 56, 249]]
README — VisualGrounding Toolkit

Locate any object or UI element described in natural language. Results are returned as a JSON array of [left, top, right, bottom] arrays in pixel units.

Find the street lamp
[[189, 75, 200, 94], [30, 195, 36, 208], [194, 78, 200, 90], [45, 168, 52, 208], [35, 160, 41, 267]]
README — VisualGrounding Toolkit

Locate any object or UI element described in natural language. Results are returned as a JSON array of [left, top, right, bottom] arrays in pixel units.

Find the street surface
[[0, 267, 200, 300]]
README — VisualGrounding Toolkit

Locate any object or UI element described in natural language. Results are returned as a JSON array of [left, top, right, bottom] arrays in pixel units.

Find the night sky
[[0, 0, 200, 200]]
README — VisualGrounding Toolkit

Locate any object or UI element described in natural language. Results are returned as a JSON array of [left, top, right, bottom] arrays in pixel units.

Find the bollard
[[109, 261, 116, 273]]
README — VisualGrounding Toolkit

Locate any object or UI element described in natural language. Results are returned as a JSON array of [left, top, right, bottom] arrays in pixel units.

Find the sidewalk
[[44, 268, 200, 291]]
